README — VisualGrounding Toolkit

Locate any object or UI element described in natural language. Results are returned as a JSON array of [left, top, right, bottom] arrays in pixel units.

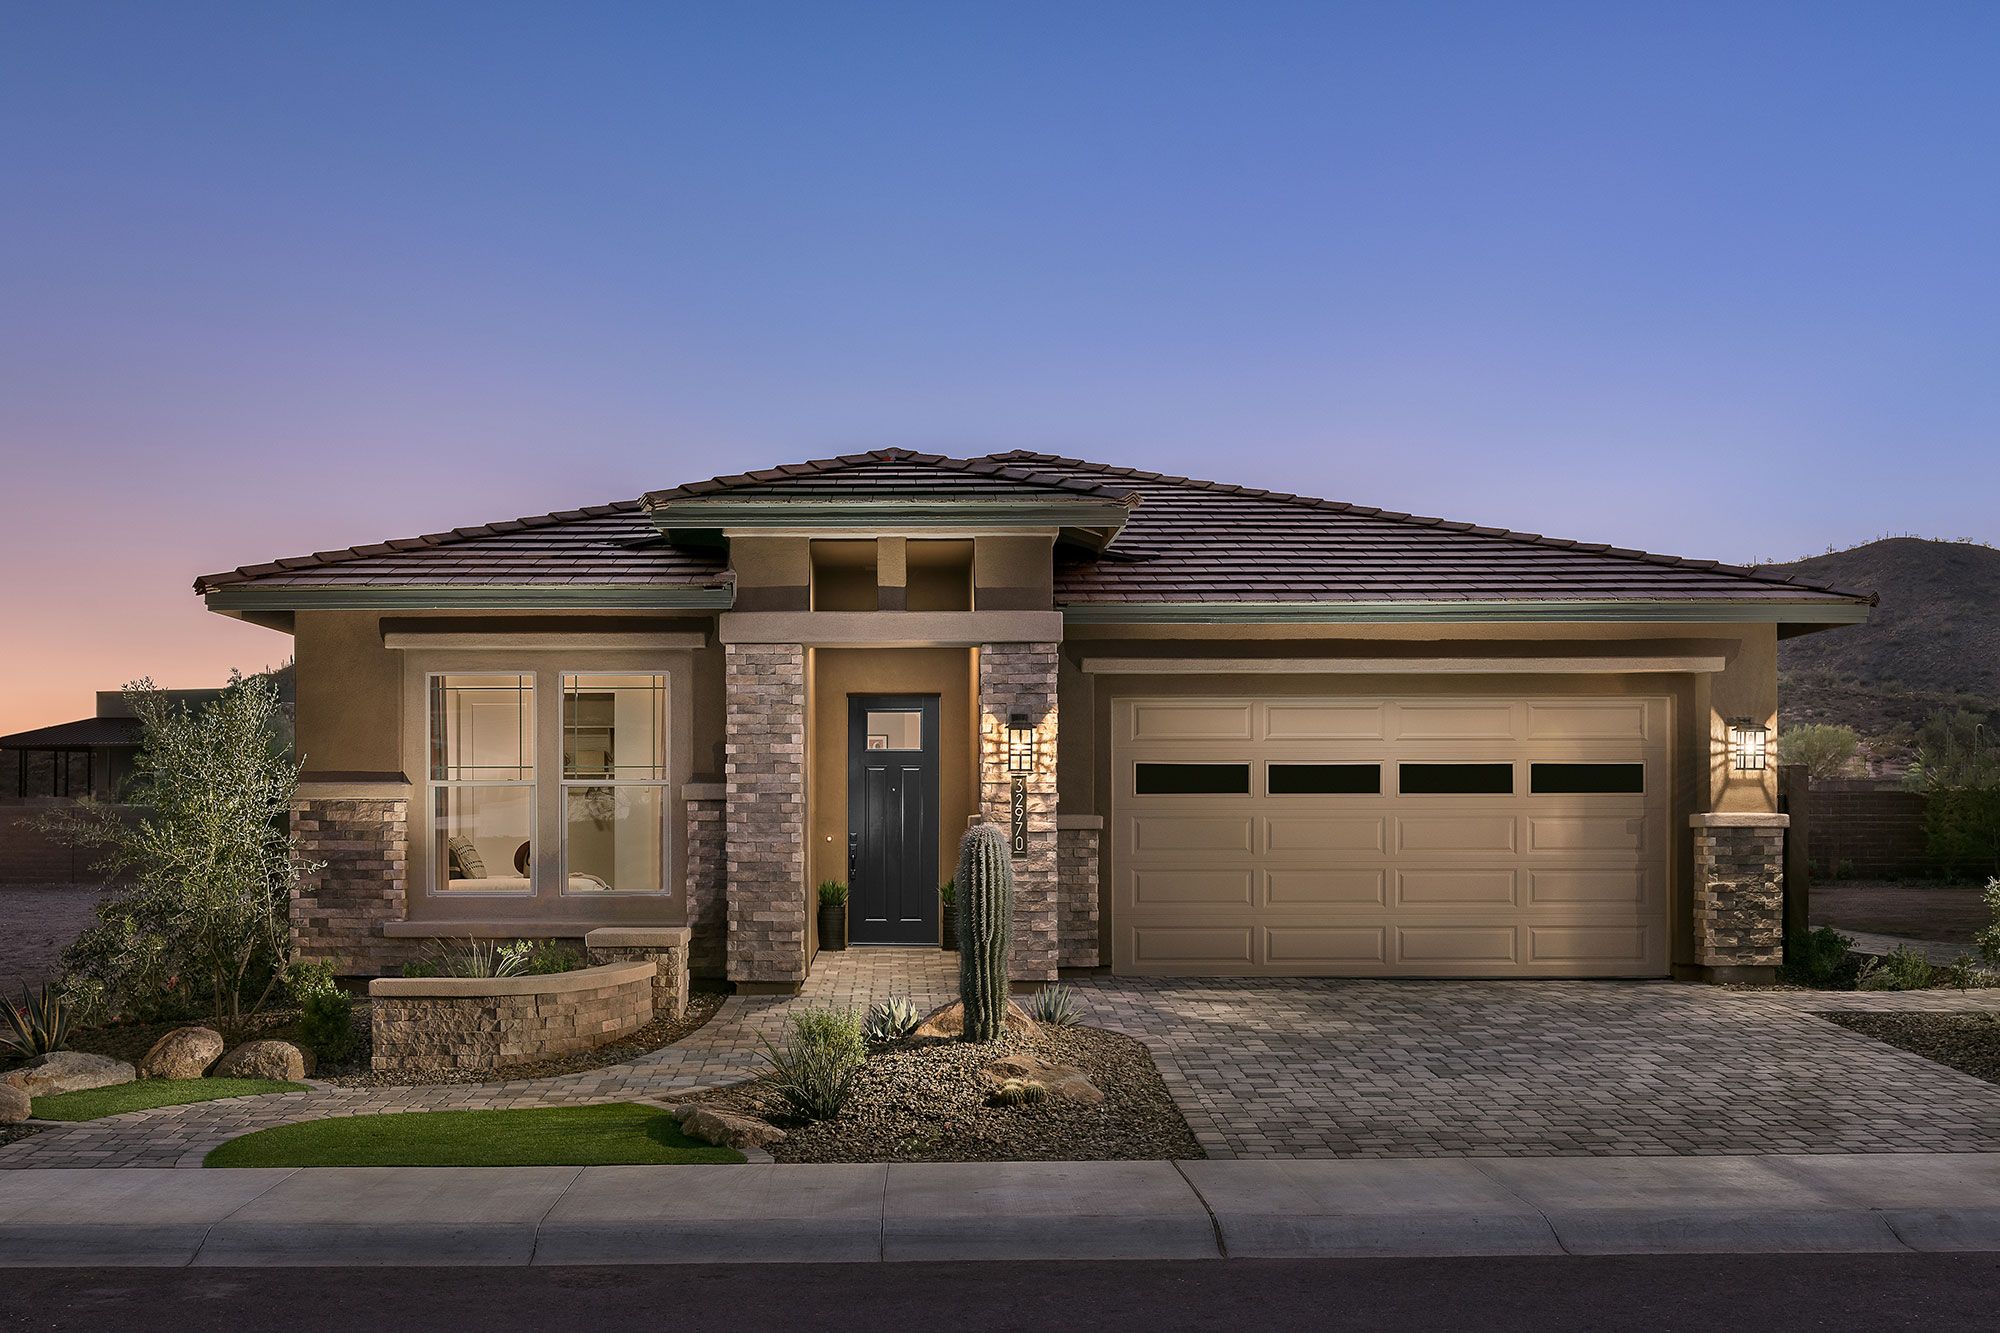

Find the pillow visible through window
[[447, 835, 487, 880]]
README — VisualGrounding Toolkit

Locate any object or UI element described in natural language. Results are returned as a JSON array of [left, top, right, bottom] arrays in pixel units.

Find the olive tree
[[46, 673, 313, 1032]]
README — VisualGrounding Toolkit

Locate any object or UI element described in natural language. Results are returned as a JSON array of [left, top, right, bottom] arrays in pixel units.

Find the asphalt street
[[5, 1254, 1997, 1332]]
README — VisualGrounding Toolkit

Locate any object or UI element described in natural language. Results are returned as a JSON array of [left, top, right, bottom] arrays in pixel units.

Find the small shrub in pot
[[817, 881, 849, 952]]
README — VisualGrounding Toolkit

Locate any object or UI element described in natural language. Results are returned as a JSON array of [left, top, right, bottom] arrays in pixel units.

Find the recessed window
[[1135, 762, 1250, 795], [1530, 762, 1644, 794], [1268, 763, 1381, 795], [429, 674, 535, 893], [1399, 762, 1513, 795]]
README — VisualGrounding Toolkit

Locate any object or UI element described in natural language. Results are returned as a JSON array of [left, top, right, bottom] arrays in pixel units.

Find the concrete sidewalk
[[2, 1155, 1998, 1265]]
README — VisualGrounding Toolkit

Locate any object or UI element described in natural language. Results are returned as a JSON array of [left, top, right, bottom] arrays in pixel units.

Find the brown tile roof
[[196, 448, 1871, 608]]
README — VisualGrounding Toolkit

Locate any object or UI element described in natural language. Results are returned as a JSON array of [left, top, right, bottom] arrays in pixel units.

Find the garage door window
[[1530, 762, 1644, 794], [1134, 762, 1250, 795], [1399, 762, 1513, 795], [1267, 763, 1380, 795]]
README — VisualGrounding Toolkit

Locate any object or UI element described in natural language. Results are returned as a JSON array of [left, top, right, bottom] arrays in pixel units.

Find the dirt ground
[[1812, 880, 1989, 944], [0, 883, 111, 989]]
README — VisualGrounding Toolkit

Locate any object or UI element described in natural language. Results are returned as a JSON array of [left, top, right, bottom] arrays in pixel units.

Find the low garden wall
[[1807, 779, 1932, 879], [367, 959, 656, 1073]]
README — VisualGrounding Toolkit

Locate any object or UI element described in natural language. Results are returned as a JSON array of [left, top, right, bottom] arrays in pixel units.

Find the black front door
[[847, 694, 940, 945]]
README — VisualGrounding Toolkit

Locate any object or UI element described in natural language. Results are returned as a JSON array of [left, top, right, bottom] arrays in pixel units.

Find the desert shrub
[[762, 1008, 865, 1120], [1025, 983, 1081, 1027], [293, 966, 358, 1064], [1779, 724, 1860, 781], [863, 997, 921, 1043], [3, 984, 72, 1057], [525, 943, 583, 975], [44, 674, 311, 1031], [1978, 878, 2000, 969], [1909, 712, 2000, 877], [1781, 926, 1857, 988], [1857, 946, 1935, 992]]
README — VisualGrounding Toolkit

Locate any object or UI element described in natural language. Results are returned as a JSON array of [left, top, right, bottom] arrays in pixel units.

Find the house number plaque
[[1009, 776, 1028, 856]]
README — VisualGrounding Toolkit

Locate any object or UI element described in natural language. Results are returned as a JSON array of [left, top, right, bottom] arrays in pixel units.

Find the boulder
[[137, 1026, 225, 1080], [674, 1104, 786, 1150], [912, 999, 1040, 1041], [0, 1052, 135, 1098], [976, 1053, 1104, 1105], [0, 1084, 30, 1124], [213, 1040, 314, 1081]]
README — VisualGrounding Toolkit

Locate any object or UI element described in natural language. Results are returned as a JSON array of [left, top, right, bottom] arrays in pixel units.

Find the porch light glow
[[1729, 719, 1769, 772], [1006, 713, 1036, 775]]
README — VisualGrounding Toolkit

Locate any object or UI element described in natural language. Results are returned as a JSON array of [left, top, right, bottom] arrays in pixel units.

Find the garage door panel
[[1396, 814, 1517, 853], [1267, 868, 1387, 905], [1396, 868, 1519, 906], [1262, 701, 1386, 740], [1265, 926, 1387, 964], [1113, 694, 1669, 978], [1525, 700, 1652, 740], [1528, 867, 1650, 905], [1528, 926, 1651, 963], [1396, 926, 1519, 963], [1129, 815, 1254, 854], [1128, 702, 1253, 741], [1266, 815, 1387, 853], [1129, 926, 1255, 966], [1130, 868, 1255, 907], [1527, 813, 1646, 853]]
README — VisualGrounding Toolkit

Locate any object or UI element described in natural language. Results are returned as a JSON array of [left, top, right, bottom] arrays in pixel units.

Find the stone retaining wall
[[367, 959, 655, 1073]]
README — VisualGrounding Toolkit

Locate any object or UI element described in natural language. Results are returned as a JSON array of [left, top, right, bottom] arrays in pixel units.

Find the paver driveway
[[6, 951, 2000, 1166], [1072, 977, 2000, 1159]]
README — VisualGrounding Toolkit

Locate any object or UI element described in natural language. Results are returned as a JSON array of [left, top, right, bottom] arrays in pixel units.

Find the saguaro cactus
[[956, 822, 1014, 1041]]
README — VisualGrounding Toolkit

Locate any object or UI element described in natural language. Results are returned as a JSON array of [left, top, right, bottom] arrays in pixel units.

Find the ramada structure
[[198, 450, 1871, 990]]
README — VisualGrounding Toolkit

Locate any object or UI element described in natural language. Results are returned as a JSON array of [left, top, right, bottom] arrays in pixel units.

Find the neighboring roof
[[0, 716, 143, 749], [196, 447, 1874, 615]]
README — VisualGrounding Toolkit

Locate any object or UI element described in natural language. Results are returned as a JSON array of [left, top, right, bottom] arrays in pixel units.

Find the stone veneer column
[[681, 783, 728, 978], [979, 642, 1060, 982], [291, 792, 409, 976], [1056, 817, 1102, 968], [1689, 812, 1789, 976], [725, 643, 808, 987]]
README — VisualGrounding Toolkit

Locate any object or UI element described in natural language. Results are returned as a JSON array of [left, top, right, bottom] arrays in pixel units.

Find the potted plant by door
[[938, 879, 957, 952], [818, 881, 849, 952]]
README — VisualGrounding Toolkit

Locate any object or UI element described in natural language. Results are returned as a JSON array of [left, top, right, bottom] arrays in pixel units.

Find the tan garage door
[[1111, 695, 1671, 977]]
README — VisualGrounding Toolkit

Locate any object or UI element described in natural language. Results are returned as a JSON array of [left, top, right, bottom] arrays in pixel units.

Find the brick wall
[[1691, 816, 1787, 971], [684, 788, 727, 978], [292, 796, 414, 976], [368, 960, 655, 1073], [979, 642, 1059, 981], [725, 643, 808, 985], [1057, 823, 1100, 968], [1807, 780, 1931, 878]]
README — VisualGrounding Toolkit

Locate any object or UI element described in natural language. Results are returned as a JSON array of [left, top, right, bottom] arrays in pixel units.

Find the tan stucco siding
[[294, 611, 404, 777], [973, 534, 1055, 610]]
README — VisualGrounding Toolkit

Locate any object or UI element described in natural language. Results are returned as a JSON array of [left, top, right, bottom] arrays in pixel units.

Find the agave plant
[[3, 983, 71, 1058], [863, 997, 921, 1043], [1025, 983, 1081, 1028]]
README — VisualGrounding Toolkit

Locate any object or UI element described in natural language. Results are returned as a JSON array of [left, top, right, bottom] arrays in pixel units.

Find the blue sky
[[1, 1, 1995, 726]]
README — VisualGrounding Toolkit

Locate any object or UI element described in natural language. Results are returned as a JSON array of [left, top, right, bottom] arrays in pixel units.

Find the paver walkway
[[5, 950, 2000, 1167]]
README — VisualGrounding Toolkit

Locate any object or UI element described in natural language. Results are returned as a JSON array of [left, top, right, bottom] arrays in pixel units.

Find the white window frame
[[425, 671, 536, 898], [559, 670, 672, 897]]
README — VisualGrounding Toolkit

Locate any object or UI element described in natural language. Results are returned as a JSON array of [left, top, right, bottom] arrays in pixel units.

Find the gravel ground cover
[[1827, 1011, 2000, 1087], [693, 1024, 1202, 1163]]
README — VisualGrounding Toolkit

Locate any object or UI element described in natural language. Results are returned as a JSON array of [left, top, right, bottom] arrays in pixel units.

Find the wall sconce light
[[1729, 718, 1770, 772], [1007, 713, 1036, 775]]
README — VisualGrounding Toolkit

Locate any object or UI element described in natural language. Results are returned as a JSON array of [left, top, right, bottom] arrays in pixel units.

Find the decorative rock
[[0, 1052, 135, 1098], [976, 1053, 1103, 1105], [137, 1026, 225, 1080], [675, 1104, 786, 1149], [213, 1040, 314, 1081], [0, 1084, 30, 1123], [912, 999, 1040, 1041]]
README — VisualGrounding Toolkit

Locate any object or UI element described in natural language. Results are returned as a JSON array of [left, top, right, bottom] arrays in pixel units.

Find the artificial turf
[[203, 1101, 745, 1167], [32, 1078, 308, 1122]]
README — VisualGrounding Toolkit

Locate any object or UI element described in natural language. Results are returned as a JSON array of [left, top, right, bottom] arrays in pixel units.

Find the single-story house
[[2, 689, 226, 802], [197, 450, 1871, 988]]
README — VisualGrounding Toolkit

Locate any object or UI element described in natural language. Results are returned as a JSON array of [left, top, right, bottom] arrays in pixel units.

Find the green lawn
[[33, 1078, 308, 1122], [204, 1102, 746, 1168]]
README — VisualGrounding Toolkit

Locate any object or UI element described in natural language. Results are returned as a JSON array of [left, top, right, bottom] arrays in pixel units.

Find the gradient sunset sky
[[3, 2, 1996, 734]]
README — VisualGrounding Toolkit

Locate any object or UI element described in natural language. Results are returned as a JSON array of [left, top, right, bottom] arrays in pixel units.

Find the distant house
[[1, 689, 225, 803]]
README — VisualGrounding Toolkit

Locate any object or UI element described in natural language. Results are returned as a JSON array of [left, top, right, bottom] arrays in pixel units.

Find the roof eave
[[1059, 599, 1875, 626], [642, 494, 1136, 537], [201, 583, 737, 612]]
